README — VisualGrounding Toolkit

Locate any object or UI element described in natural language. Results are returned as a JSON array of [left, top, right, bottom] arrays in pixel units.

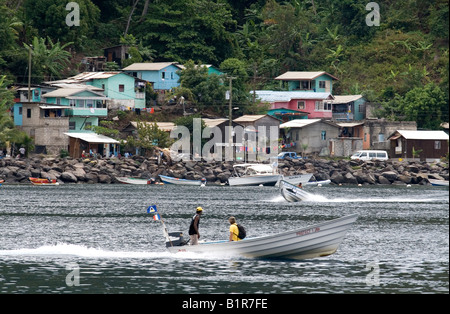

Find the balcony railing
[[66, 107, 108, 116]]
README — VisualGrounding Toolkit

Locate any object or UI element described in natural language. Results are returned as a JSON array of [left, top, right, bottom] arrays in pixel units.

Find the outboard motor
[[166, 232, 189, 247]]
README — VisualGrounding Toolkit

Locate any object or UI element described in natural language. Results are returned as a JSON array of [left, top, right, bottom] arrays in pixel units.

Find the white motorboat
[[304, 179, 331, 186], [159, 175, 206, 186], [116, 177, 162, 185], [163, 214, 358, 260], [279, 180, 312, 202], [275, 173, 314, 187], [428, 179, 449, 186], [227, 164, 280, 186]]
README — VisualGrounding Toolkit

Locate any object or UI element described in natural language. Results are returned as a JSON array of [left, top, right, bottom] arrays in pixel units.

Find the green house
[[275, 71, 338, 94], [43, 87, 108, 132]]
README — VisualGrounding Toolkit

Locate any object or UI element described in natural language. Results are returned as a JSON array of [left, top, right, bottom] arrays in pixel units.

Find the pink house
[[255, 91, 335, 119]]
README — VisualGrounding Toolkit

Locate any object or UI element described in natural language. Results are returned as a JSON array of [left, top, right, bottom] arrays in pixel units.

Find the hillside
[[0, 0, 448, 128]]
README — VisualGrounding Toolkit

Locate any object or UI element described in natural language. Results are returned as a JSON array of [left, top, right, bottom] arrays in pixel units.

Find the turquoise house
[[275, 71, 338, 94], [13, 86, 56, 126], [122, 62, 184, 91], [42, 87, 108, 132], [47, 72, 145, 109]]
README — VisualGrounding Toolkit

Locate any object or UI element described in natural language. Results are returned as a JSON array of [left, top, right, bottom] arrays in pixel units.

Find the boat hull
[[428, 179, 449, 186], [228, 175, 281, 186], [167, 214, 358, 260], [116, 177, 151, 184], [29, 177, 59, 186], [279, 180, 311, 202], [159, 175, 203, 186], [276, 173, 313, 186]]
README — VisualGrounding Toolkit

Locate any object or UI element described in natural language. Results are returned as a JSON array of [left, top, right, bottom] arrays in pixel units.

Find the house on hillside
[[388, 130, 449, 162], [274, 71, 338, 93], [123, 62, 184, 91], [329, 95, 367, 121], [12, 85, 70, 155], [46, 72, 146, 110], [65, 132, 120, 159], [104, 45, 130, 66], [254, 90, 334, 120], [279, 119, 340, 155], [42, 87, 108, 133]]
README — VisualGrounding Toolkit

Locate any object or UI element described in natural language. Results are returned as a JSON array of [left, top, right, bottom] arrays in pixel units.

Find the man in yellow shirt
[[228, 216, 241, 241]]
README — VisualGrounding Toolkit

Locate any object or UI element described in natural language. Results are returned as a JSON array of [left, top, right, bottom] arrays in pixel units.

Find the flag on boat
[[147, 205, 158, 213], [153, 213, 161, 221]]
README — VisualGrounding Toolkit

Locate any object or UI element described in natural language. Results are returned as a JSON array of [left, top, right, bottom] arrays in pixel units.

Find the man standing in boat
[[189, 207, 203, 245]]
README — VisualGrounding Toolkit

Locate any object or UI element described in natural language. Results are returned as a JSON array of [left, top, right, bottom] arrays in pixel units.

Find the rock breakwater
[[0, 156, 448, 186]]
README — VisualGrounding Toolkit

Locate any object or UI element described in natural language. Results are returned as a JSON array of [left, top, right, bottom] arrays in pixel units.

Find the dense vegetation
[[0, 0, 448, 129]]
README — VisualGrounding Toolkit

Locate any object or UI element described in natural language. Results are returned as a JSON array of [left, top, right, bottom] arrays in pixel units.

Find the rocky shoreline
[[0, 155, 448, 186]]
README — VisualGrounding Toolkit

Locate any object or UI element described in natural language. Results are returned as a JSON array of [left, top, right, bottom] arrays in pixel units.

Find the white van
[[350, 150, 389, 161]]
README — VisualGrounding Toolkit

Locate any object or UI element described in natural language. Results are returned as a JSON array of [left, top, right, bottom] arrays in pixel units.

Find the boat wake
[[271, 194, 447, 203], [0, 243, 236, 260]]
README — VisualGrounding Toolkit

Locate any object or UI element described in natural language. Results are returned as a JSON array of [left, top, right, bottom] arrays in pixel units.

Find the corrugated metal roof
[[233, 115, 268, 122], [280, 119, 339, 129], [46, 72, 124, 85], [395, 130, 449, 140], [64, 132, 120, 144], [129, 121, 175, 132], [329, 95, 364, 104], [275, 71, 338, 81], [42, 88, 106, 98], [122, 62, 183, 71], [254, 90, 334, 102]]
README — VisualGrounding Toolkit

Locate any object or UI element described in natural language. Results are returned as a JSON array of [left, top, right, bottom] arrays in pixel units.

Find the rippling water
[[0, 183, 448, 294]]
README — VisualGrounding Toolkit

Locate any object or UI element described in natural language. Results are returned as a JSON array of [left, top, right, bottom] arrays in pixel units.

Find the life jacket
[[188, 214, 200, 235]]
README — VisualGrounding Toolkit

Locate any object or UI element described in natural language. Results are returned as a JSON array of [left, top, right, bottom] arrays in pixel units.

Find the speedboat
[[29, 177, 59, 186], [163, 214, 358, 260], [279, 180, 311, 202]]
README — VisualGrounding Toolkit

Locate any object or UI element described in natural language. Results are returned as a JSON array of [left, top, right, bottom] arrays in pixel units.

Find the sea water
[[0, 184, 448, 294]]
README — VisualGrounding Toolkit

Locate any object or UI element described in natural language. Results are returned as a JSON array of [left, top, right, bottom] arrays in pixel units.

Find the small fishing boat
[[159, 175, 206, 186], [116, 177, 163, 185], [428, 179, 449, 187], [304, 179, 331, 187], [162, 214, 358, 260], [279, 180, 311, 202], [0, 179, 4, 186], [29, 177, 59, 186], [228, 164, 280, 186]]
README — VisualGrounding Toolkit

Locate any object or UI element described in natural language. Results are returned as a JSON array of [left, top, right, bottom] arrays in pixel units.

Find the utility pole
[[227, 76, 236, 161], [28, 44, 32, 103]]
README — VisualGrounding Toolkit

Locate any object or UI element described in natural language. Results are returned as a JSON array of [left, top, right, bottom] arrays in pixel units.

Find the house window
[[435, 141, 441, 149], [69, 99, 76, 107], [297, 101, 305, 110], [18, 107, 22, 115], [300, 81, 309, 90], [161, 72, 166, 79], [84, 122, 92, 130], [56, 98, 61, 105], [378, 133, 384, 142], [171, 72, 174, 80], [27, 108, 31, 118], [321, 130, 326, 140], [119, 84, 125, 92], [319, 81, 326, 89], [315, 101, 323, 111], [69, 121, 76, 130]]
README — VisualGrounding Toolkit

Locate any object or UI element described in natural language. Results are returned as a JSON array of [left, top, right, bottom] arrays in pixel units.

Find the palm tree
[[23, 37, 72, 81]]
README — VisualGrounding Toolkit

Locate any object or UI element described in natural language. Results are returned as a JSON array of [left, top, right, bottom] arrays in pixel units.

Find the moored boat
[[163, 214, 358, 260], [116, 177, 163, 185], [29, 177, 59, 186], [159, 175, 206, 186], [428, 179, 449, 186], [227, 164, 280, 186]]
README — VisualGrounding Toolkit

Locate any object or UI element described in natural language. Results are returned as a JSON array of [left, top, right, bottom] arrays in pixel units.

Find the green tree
[[127, 121, 172, 156], [24, 37, 72, 82]]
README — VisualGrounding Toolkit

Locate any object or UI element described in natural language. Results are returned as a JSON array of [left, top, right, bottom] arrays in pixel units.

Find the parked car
[[277, 152, 303, 159], [350, 150, 389, 161]]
